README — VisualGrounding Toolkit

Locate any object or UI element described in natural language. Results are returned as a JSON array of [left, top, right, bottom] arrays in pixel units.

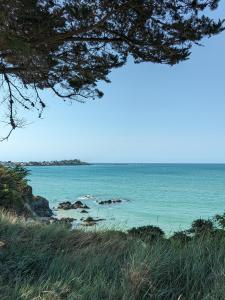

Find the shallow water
[[28, 164, 225, 233]]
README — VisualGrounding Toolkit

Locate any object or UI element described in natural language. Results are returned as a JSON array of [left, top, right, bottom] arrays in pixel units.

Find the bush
[[0, 165, 30, 214], [214, 212, 225, 229], [127, 225, 165, 241], [189, 219, 214, 236], [170, 231, 192, 244]]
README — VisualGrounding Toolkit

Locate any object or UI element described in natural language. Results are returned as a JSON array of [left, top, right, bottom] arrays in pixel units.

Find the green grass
[[0, 211, 225, 300]]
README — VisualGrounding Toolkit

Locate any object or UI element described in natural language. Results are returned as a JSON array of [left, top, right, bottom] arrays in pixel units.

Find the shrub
[[214, 212, 225, 229], [0, 165, 30, 214], [127, 225, 164, 241], [170, 231, 192, 244], [189, 219, 214, 236]]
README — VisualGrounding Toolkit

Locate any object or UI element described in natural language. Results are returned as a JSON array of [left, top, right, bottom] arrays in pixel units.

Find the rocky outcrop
[[58, 201, 73, 210], [0, 164, 53, 218], [31, 196, 53, 217], [82, 216, 106, 226], [98, 199, 122, 205], [58, 201, 90, 210], [22, 185, 53, 217]]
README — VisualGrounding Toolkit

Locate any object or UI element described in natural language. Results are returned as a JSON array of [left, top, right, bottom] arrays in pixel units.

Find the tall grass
[[0, 211, 225, 300]]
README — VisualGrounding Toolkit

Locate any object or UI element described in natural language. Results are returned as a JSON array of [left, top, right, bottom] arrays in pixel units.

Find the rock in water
[[82, 216, 106, 226], [58, 201, 74, 210], [74, 200, 83, 206], [58, 201, 90, 210], [98, 199, 122, 205], [73, 201, 90, 209]]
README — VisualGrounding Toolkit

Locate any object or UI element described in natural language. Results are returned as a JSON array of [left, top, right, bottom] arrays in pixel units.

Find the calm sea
[[28, 164, 225, 234]]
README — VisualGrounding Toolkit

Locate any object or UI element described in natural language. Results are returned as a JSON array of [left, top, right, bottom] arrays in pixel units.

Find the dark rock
[[85, 216, 94, 222], [98, 199, 122, 205], [80, 210, 88, 213], [82, 204, 90, 209], [73, 202, 90, 209], [58, 200, 90, 210], [99, 200, 106, 205], [74, 200, 83, 206], [114, 199, 122, 203], [82, 216, 96, 226], [82, 216, 106, 226], [31, 196, 53, 217], [58, 201, 73, 210]]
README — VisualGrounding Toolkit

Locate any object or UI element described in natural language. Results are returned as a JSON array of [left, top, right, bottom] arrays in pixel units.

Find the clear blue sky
[[0, 4, 225, 163]]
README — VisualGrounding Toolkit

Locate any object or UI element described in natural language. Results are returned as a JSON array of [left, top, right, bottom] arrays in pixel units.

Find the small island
[[1, 159, 89, 167]]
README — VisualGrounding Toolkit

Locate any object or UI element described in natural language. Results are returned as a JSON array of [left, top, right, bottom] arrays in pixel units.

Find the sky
[[0, 4, 225, 163]]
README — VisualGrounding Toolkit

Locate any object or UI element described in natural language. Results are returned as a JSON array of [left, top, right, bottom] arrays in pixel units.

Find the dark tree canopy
[[0, 0, 224, 139]]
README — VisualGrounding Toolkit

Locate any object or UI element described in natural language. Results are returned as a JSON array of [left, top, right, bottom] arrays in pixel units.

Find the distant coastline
[[0, 159, 89, 167]]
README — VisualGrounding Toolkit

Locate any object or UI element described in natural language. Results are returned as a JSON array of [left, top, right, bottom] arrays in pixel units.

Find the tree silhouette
[[0, 0, 223, 139]]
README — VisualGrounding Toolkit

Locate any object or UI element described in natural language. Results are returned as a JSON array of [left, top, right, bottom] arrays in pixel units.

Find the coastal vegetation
[[1, 164, 225, 299], [1, 209, 225, 299]]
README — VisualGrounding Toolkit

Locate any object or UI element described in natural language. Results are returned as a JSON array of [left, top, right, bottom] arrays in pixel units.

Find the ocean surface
[[28, 163, 225, 234]]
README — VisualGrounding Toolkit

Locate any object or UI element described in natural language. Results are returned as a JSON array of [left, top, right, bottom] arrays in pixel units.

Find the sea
[[28, 163, 225, 234]]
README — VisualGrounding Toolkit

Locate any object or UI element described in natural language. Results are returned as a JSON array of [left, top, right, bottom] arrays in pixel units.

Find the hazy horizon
[[2, 159, 225, 164]]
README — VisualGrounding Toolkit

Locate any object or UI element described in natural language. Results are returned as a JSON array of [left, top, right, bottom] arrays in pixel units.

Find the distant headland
[[0, 159, 89, 167]]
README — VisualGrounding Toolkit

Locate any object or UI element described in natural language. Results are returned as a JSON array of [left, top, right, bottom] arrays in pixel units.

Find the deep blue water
[[28, 164, 225, 233]]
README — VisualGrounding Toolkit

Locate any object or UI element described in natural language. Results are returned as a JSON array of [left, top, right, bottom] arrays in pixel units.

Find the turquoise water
[[28, 164, 225, 234]]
